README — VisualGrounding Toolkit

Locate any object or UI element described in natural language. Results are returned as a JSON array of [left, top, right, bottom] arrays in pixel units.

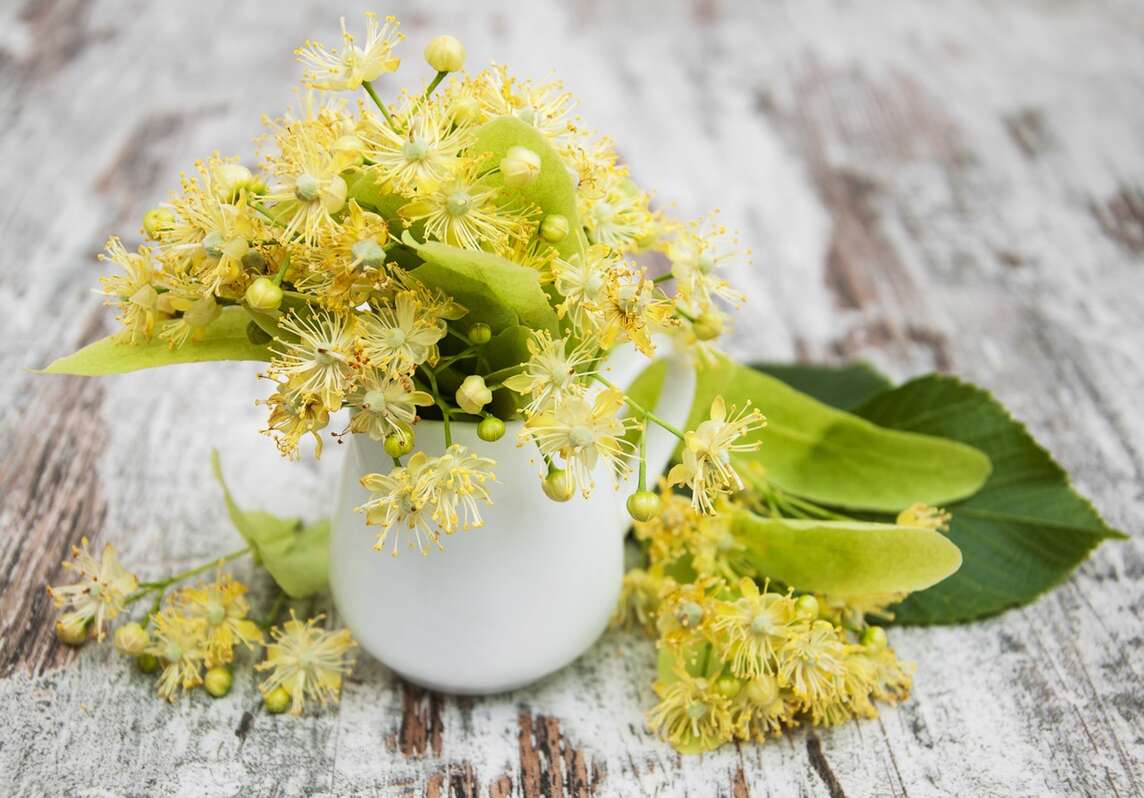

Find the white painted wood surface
[[1, 1, 1142, 795]]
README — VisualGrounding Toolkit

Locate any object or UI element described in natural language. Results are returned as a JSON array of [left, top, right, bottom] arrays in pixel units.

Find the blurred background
[[2, 2, 1141, 795]]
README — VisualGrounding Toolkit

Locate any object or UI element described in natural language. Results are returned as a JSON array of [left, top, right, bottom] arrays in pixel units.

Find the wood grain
[[1, 0, 1141, 795]]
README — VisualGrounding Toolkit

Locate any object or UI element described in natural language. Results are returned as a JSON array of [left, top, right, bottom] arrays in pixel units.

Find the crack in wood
[[806, 731, 847, 798], [398, 682, 444, 758], [1090, 186, 1144, 255], [516, 710, 606, 798]]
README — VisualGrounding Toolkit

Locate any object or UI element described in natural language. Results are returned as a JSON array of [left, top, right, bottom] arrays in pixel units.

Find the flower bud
[[456, 375, 492, 414], [716, 676, 742, 699], [216, 163, 253, 200], [539, 214, 570, 243], [450, 96, 481, 126], [351, 238, 386, 269], [384, 426, 415, 458], [264, 686, 291, 714], [204, 666, 233, 698], [692, 310, 724, 341], [542, 467, 575, 502], [477, 416, 505, 442], [114, 622, 150, 656], [136, 653, 161, 673], [424, 35, 466, 73], [55, 614, 88, 646], [745, 673, 779, 706], [626, 490, 661, 522], [500, 146, 542, 189], [468, 322, 492, 345], [861, 625, 888, 650], [794, 594, 819, 621], [245, 277, 284, 311], [142, 207, 175, 239]]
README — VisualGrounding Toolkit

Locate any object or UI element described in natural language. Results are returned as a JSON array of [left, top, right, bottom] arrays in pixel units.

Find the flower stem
[[637, 417, 649, 491], [126, 546, 253, 607], [593, 374, 685, 440], [363, 81, 399, 130], [423, 71, 447, 100], [652, 273, 673, 285], [422, 366, 453, 446], [271, 252, 291, 286]]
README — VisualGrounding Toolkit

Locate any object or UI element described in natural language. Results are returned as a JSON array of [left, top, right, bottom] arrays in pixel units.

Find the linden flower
[[733, 672, 792, 739], [474, 64, 576, 144], [147, 609, 209, 701], [359, 291, 449, 372], [357, 453, 440, 555], [171, 573, 264, 667], [711, 579, 798, 678], [612, 568, 665, 632], [777, 620, 847, 704], [597, 265, 677, 357], [668, 396, 766, 514], [295, 200, 391, 307], [347, 369, 433, 441], [521, 388, 636, 494], [362, 95, 475, 194], [502, 330, 596, 413], [552, 244, 614, 332], [259, 389, 332, 460], [47, 538, 138, 643], [397, 158, 535, 254], [656, 579, 717, 649], [647, 664, 734, 753], [582, 173, 659, 250], [269, 310, 359, 412], [257, 612, 357, 716], [98, 237, 163, 344], [263, 118, 349, 244], [296, 13, 403, 91], [631, 484, 703, 563], [667, 224, 747, 310], [420, 444, 497, 534]]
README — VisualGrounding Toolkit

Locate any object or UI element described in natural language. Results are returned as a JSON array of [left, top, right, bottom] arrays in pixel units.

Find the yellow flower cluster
[[47, 542, 355, 715], [616, 485, 917, 753], [94, 13, 756, 555]]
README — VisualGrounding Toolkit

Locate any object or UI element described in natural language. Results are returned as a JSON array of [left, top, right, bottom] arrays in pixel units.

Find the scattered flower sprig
[[46, 539, 356, 715], [87, 12, 756, 557]]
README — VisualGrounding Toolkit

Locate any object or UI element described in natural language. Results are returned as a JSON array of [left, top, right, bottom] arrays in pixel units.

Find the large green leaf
[[473, 115, 588, 258], [211, 452, 329, 599], [688, 358, 991, 512], [733, 512, 962, 596], [752, 361, 892, 410], [854, 375, 1126, 624], [39, 307, 271, 376], [405, 235, 559, 335]]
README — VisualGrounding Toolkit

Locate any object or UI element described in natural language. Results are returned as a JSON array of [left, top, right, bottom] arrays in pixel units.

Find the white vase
[[329, 340, 696, 694]]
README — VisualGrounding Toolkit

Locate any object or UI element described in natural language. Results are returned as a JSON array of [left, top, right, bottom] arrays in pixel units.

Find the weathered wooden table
[[2, 1, 1141, 795]]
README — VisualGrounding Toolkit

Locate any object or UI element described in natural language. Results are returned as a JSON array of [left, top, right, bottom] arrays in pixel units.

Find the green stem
[[423, 71, 447, 100], [446, 326, 474, 347], [363, 81, 399, 130], [422, 367, 453, 447], [258, 591, 288, 631], [126, 546, 252, 607], [637, 417, 649, 491], [483, 362, 525, 384], [652, 273, 674, 285], [271, 253, 291, 287], [593, 374, 685, 440]]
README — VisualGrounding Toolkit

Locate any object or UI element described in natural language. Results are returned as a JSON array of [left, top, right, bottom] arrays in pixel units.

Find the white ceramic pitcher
[[329, 340, 695, 694]]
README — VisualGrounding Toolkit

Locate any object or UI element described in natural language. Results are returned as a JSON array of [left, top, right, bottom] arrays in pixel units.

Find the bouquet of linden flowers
[[50, 14, 758, 558], [41, 12, 1123, 754]]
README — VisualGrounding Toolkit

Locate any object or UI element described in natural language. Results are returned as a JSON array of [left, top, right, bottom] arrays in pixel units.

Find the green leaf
[[39, 307, 271, 376], [688, 358, 991, 512], [473, 116, 587, 258], [853, 375, 1125, 624], [751, 361, 892, 410], [733, 512, 962, 596], [211, 451, 329, 599], [405, 235, 559, 335]]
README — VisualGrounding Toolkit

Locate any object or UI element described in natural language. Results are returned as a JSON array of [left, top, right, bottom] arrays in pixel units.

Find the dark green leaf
[[854, 375, 1125, 624], [211, 451, 329, 599], [751, 361, 892, 410]]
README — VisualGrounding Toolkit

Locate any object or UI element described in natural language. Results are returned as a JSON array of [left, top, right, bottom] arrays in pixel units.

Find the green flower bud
[[716, 676, 742, 699], [142, 207, 175, 239], [204, 666, 233, 698], [264, 686, 291, 714], [477, 416, 505, 442], [542, 467, 575, 502], [675, 601, 704, 629], [692, 310, 724, 341], [114, 622, 150, 656], [295, 174, 320, 203], [456, 375, 492, 414], [136, 653, 161, 674], [745, 673, 779, 706], [55, 615, 89, 646], [861, 625, 888, 650], [500, 145, 542, 189], [468, 322, 492, 345], [626, 490, 661, 522], [245, 277, 283, 311], [450, 96, 481, 127], [424, 34, 466, 73], [794, 594, 820, 621], [539, 214, 570, 243], [351, 238, 386, 269], [384, 426, 415, 458], [246, 321, 273, 346]]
